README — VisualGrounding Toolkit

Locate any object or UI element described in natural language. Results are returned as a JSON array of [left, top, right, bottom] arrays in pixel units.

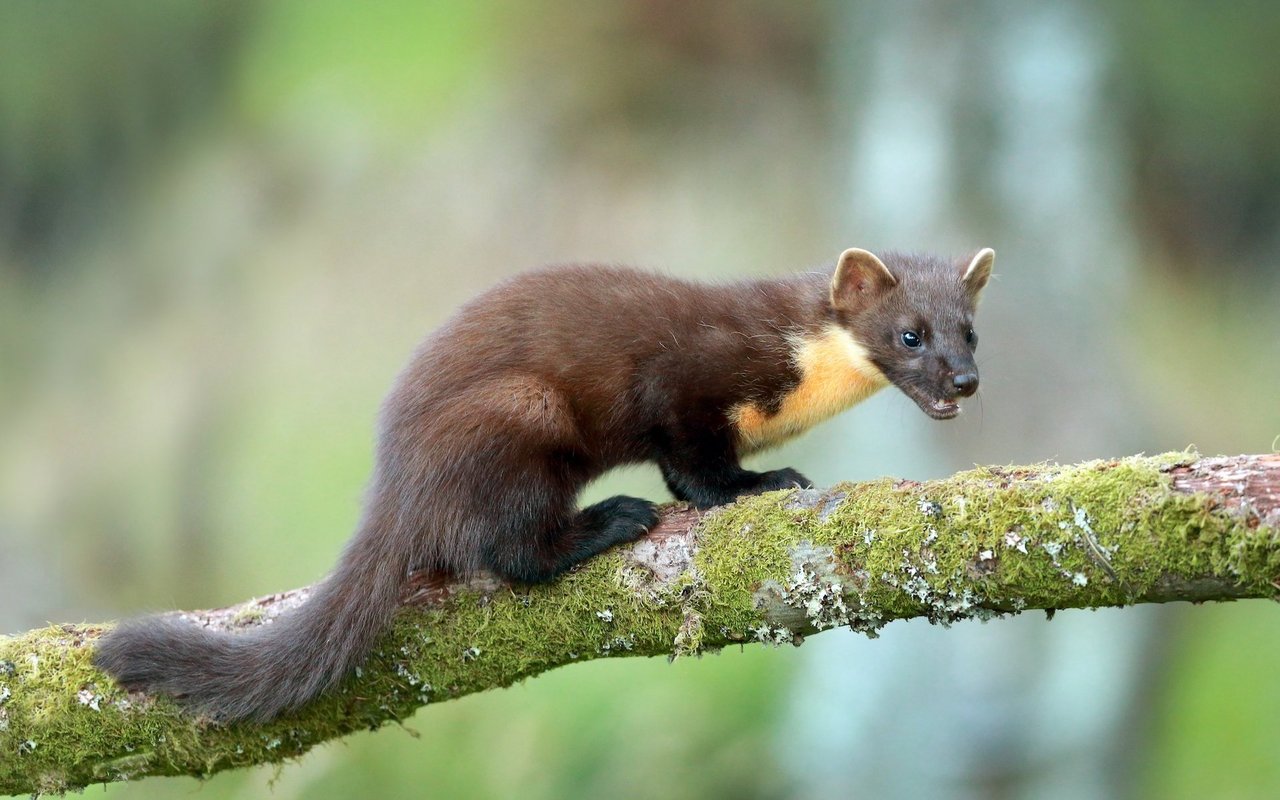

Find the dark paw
[[755, 467, 814, 493], [588, 495, 660, 542]]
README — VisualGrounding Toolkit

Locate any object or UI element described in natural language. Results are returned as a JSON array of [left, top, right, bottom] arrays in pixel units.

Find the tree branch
[[2, 452, 1278, 795]]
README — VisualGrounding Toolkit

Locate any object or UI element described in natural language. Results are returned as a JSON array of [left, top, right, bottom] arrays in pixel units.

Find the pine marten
[[94, 246, 995, 722]]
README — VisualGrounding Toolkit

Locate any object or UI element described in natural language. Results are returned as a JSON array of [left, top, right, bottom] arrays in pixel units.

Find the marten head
[[830, 247, 994, 420]]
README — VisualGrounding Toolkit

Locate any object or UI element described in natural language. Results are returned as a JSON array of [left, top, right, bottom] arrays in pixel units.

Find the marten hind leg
[[473, 460, 658, 584], [440, 374, 658, 584], [493, 493, 659, 584]]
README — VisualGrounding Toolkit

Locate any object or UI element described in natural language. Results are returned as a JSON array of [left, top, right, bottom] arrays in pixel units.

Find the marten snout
[[951, 372, 979, 398]]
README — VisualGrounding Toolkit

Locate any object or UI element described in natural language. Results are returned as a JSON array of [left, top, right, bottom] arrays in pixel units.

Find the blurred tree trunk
[[789, 4, 1158, 798]]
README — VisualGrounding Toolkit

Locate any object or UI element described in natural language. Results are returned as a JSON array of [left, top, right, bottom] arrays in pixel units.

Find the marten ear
[[831, 248, 896, 311], [962, 248, 995, 300]]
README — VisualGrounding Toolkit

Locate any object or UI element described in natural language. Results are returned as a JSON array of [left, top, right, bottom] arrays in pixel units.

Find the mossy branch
[[3, 452, 1279, 795]]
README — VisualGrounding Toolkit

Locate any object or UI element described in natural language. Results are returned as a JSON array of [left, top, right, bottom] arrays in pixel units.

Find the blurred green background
[[2, 2, 1279, 798]]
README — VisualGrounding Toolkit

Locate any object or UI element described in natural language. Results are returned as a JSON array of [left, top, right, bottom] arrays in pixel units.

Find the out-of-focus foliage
[[0, 2, 1277, 798], [0, 2, 248, 262], [1110, 0, 1280, 274]]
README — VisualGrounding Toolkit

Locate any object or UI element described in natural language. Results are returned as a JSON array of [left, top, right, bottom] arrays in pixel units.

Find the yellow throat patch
[[731, 325, 889, 454]]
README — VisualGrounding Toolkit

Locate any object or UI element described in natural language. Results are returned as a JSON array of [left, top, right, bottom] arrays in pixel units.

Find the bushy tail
[[93, 518, 410, 723]]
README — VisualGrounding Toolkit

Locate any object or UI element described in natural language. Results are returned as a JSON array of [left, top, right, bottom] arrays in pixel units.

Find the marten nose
[[952, 372, 978, 397]]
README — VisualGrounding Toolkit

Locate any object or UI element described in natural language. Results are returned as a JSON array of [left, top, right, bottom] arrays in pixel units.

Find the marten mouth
[[924, 398, 961, 420], [889, 376, 964, 421], [899, 384, 962, 420]]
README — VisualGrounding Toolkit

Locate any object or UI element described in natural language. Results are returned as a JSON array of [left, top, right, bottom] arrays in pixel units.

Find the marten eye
[[901, 330, 922, 348], [965, 327, 977, 348]]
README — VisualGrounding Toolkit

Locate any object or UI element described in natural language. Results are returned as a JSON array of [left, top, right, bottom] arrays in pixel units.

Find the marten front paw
[[756, 468, 813, 493]]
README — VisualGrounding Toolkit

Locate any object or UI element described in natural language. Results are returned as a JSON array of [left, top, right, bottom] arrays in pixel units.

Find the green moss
[[229, 606, 267, 627], [693, 452, 1272, 643], [371, 551, 692, 702], [813, 454, 1249, 621], [693, 499, 806, 642]]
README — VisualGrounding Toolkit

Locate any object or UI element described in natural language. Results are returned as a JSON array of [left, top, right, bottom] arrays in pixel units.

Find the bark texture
[[1, 452, 1278, 795]]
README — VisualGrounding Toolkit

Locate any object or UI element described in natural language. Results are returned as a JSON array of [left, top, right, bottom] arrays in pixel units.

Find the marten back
[[388, 266, 824, 468]]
